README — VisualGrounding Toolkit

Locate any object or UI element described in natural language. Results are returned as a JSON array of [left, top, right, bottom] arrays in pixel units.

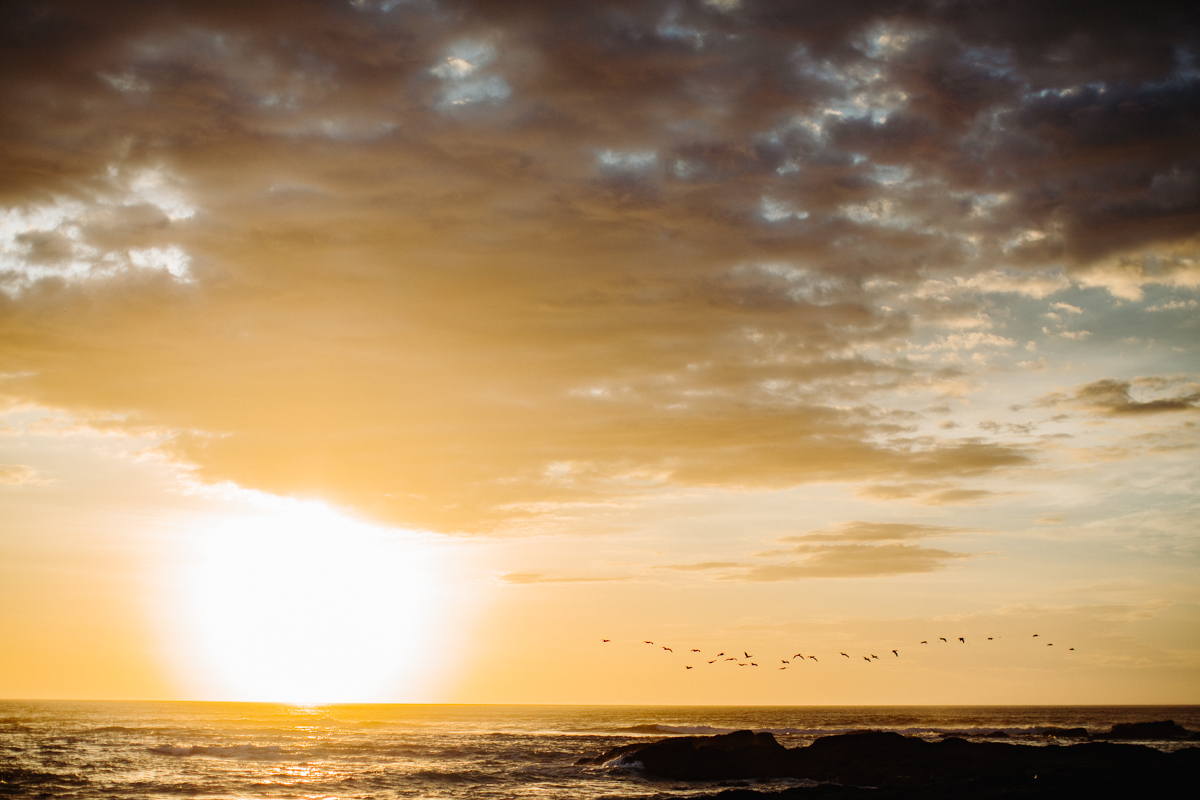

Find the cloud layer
[[1, 0, 1197, 535]]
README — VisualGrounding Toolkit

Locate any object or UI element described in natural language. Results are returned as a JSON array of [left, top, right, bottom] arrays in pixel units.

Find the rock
[[1093, 720, 1191, 740], [579, 728, 1199, 798], [584, 729, 791, 779]]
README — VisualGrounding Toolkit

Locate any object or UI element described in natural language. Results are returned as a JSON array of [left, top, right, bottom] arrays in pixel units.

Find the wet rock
[[1039, 726, 1090, 738], [1093, 720, 1191, 740]]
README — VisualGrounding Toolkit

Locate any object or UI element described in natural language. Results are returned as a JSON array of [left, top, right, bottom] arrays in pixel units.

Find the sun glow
[[160, 498, 462, 703]]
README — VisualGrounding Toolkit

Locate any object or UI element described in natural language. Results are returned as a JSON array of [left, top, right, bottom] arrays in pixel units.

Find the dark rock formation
[[1092, 719, 1191, 739], [581, 728, 1199, 799]]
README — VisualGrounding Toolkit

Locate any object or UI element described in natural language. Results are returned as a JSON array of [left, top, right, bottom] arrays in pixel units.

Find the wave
[[148, 743, 294, 760]]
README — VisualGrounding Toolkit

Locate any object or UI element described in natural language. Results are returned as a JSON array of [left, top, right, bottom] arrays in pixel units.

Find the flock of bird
[[600, 634, 1074, 670]]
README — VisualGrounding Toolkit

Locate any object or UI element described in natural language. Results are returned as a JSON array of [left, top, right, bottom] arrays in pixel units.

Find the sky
[[1, 0, 1198, 705]]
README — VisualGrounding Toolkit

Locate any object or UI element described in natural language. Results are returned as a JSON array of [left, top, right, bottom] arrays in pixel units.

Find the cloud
[[1041, 377, 1200, 415], [0, 464, 48, 485], [0, 0, 1192, 534], [734, 543, 970, 580], [782, 520, 968, 542]]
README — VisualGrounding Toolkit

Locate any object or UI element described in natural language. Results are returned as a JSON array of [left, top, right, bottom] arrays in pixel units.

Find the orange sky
[[1, 0, 1198, 704]]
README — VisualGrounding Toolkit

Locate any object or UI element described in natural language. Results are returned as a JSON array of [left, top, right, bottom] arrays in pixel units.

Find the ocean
[[2, 702, 1197, 798]]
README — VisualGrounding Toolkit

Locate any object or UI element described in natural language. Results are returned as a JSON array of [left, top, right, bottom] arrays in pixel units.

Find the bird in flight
[[1069, 648, 1074, 651], [1047, 643, 1053, 646], [716, 652, 725, 657], [793, 652, 804, 659], [707, 659, 716, 664], [644, 641, 653, 644], [691, 649, 701, 653], [892, 650, 899, 657], [987, 637, 993, 641], [1032, 634, 1039, 637], [781, 659, 790, 664], [602, 639, 610, 642], [725, 657, 738, 661], [808, 656, 818, 662], [744, 652, 753, 658], [750, 662, 758, 666], [958, 638, 965, 643], [870, 654, 879, 660], [841, 653, 849, 658], [920, 641, 928, 644], [685, 666, 693, 669], [662, 646, 673, 652], [863, 656, 871, 662]]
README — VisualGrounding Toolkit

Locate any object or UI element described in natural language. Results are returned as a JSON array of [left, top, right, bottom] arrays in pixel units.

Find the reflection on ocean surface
[[1, 702, 1197, 798]]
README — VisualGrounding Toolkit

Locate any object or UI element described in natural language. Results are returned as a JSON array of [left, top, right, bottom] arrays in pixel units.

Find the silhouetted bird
[[987, 637, 993, 641], [870, 654, 878, 660], [644, 641, 653, 644], [662, 646, 672, 652], [1032, 634, 1038, 637], [716, 652, 725, 657], [685, 665, 693, 669], [691, 649, 701, 653], [892, 650, 898, 657], [959, 638, 965, 643], [793, 652, 804, 659], [841, 653, 849, 658], [744, 652, 753, 658], [708, 659, 716, 664], [778, 666, 787, 670], [1069, 648, 1074, 651], [725, 657, 737, 661], [781, 659, 789, 664], [1047, 643, 1053, 646], [602, 639, 610, 642], [750, 662, 758, 666], [939, 637, 947, 642], [808, 656, 818, 662], [863, 656, 871, 662], [920, 641, 928, 644]]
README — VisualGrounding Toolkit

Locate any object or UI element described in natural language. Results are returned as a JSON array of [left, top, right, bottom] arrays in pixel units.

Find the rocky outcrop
[[581, 728, 1199, 799]]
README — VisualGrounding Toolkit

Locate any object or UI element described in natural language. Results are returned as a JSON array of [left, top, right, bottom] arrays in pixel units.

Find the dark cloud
[[0, 0, 1193, 532], [1040, 377, 1200, 415]]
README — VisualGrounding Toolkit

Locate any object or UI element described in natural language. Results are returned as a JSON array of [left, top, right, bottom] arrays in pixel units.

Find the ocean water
[[1, 702, 1197, 798]]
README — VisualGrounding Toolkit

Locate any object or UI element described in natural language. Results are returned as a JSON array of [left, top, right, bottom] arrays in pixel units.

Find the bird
[[793, 653, 804, 659], [959, 638, 965, 643], [744, 652, 753, 658], [716, 652, 725, 657], [778, 666, 787, 670], [871, 654, 879, 660], [808, 656, 818, 662], [1047, 643, 1053, 646], [863, 656, 871, 662], [707, 659, 716, 664], [1069, 648, 1074, 651], [841, 652, 849, 658], [662, 646, 673, 652], [987, 637, 993, 641], [644, 641, 653, 644], [602, 639, 610, 642], [738, 663, 748, 667], [725, 657, 737, 661], [750, 662, 758, 667], [920, 641, 928, 644], [691, 649, 701, 653], [892, 650, 899, 657], [781, 659, 790, 664], [685, 665, 693, 669], [1032, 634, 1039, 637], [939, 637, 947, 642]]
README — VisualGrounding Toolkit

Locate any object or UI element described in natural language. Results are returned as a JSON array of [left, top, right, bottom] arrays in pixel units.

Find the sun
[[160, 498, 459, 703]]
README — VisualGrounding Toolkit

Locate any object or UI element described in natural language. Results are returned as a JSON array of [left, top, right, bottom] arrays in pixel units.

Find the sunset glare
[[1, 0, 1198, 706]]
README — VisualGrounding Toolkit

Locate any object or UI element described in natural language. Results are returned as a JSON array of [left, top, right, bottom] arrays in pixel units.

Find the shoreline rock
[[580, 727, 1199, 798]]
